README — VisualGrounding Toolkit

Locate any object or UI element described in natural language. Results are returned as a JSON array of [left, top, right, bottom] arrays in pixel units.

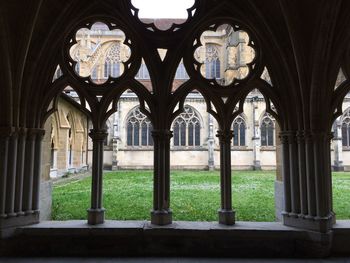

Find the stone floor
[[1, 258, 350, 262]]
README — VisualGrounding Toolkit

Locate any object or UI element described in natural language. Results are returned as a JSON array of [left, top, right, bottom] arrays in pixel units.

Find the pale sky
[[131, 0, 195, 19]]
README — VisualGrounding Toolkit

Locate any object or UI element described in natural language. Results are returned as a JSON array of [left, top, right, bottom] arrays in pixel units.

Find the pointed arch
[[125, 106, 153, 147], [232, 114, 246, 146], [172, 105, 202, 147], [260, 112, 275, 146]]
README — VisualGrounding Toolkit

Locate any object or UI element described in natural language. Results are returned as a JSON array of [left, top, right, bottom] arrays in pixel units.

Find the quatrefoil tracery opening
[[69, 22, 131, 85], [194, 23, 256, 87]]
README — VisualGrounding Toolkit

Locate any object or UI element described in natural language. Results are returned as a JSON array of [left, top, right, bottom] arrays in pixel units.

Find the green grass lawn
[[52, 170, 350, 221]]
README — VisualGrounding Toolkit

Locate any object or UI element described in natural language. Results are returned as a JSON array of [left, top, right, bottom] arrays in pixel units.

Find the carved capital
[[279, 131, 296, 144], [26, 128, 45, 141], [0, 127, 14, 138], [89, 129, 108, 141], [304, 130, 332, 143]]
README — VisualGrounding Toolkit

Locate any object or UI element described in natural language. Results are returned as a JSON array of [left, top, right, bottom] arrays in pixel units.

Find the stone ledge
[[0, 220, 346, 257]]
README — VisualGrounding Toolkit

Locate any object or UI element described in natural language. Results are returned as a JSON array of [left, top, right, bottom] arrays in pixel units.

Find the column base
[[282, 212, 333, 233], [151, 209, 172, 225], [87, 208, 105, 225], [218, 209, 235, 225], [0, 211, 39, 238]]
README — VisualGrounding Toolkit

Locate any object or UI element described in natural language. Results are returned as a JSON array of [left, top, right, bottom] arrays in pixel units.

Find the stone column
[[279, 132, 291, 215], [216, 130, 235, 225], [296, 132, 308, 216], [281, 130, 334, 233], [151, 129, 172, 225], [14, 128, 27, 215], [287, 131, 300, 217], [208, 114, 215, 170], [32, 129, 45, 212], [23, 129, 37, 215], [0, 128, 11, 219], [87, 129, 108, 225], [5, 129, 18, 218]]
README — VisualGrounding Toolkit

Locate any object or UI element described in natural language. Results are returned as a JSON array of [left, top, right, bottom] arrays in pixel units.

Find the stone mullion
[[15, 128, 27, 215], [88, 129, 108, 225], [32, 129, 45, 212], [217, 130, 235, 225], [0, 128, 11, 218], [151, 129, 172, 225], [296, 132, 308, 216], [5, 129, 18, 217]]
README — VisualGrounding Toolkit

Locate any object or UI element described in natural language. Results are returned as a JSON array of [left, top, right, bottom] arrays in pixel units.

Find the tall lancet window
[[126, 107, 153, 147], [172, 106, 201, 147], [260, 114, 274, 146], [104, 42, 121, 78], [205, 44, 221, 79], [232, 116, 246, 146]]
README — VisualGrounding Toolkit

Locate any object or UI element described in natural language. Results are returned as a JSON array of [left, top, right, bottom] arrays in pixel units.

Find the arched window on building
[[172, 106, 201, 147], [232, 116, 246, 146], [104, 43, 121, 78], [342, 110, 350, 147], [205, 44, 221, 79], [260, 114, 274, 146], [126, 107, 153, 147]]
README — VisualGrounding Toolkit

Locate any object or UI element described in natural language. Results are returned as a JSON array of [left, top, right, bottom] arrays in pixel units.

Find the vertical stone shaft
[[305, 132, 316, 217], [288, 132, 300, 215], [5, 129, 18, 217], [151, 129, 172, 225], [15, 128, 26, 215], [87, 129, 107, 225], [0, 128, 11, 218], [313, 132, 331, 218], [23, 129, 37, 214], [297, 132, 308, 215], [280, 132, 291, 213], [32, 130, 45, 211], [217, 130, 235, 225]]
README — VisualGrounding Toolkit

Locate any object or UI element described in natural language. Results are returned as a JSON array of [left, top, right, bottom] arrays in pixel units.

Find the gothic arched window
[[233, 116, 246, 146], [172, 106, 201, 147], [104, 43, 121, 78], [126, 107, 153, 147], [342, 110, 350, 147], [260, 114, 274, 146], [205, 44, 221, 79]]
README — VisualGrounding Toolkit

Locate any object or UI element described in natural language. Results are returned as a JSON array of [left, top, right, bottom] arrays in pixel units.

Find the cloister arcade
[[1, 0, 350, 257]]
